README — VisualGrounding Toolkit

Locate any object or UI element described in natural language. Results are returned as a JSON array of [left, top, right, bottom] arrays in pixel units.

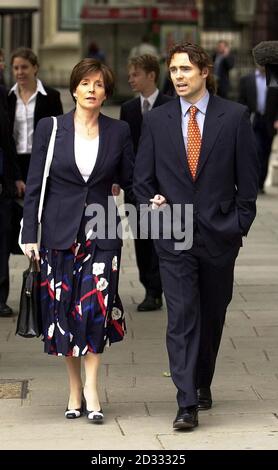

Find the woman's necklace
[[75, 116, 98, 138], [86, 125, 95, 136]]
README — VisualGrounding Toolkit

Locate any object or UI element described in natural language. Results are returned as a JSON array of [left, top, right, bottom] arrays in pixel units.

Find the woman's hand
[[149, 194, 167, 209], [25, 243, 40, 260], [111, 184, 121, 196], [15, 180, 26, 198]]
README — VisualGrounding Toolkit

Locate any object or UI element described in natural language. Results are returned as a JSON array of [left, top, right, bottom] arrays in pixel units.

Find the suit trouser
[[253, 115, 273, 190], [127, 201, 162, 298], [0, 194, 13, 303], [158, 234, 240, 408], [134, 238, 162, 297]]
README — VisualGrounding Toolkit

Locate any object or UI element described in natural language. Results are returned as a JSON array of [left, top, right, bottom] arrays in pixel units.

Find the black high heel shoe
[[65, 392, 85, 419]]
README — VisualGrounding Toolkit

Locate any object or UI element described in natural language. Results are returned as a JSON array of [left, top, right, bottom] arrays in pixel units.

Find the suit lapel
[[195, 95, 225, 180], [87, 112, 110, 183], [153, 92, 163, 108], [62, 110, 84, 182], [134, 98, 143, 125], [166, 98, 192, 181], [34, 93, 41, 129]]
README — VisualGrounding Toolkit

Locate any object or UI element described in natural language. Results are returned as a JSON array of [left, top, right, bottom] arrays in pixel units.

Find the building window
[[203, 0, 238, 30], [58, 0, 85, 31]]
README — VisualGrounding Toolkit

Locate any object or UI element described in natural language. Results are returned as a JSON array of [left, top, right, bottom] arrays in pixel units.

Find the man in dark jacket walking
[[0, 85, 25, 316], [120, 54, 173, 312]]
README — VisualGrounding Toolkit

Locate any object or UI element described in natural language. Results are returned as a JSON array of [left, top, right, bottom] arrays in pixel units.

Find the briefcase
[[16, 255, 42, 338]]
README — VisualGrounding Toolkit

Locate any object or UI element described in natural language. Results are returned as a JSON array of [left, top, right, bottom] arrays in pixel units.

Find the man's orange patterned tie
[[187, 106, 201, 179]]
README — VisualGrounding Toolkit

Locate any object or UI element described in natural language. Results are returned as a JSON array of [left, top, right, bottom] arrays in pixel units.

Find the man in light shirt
[[133, 42, 259, 430]]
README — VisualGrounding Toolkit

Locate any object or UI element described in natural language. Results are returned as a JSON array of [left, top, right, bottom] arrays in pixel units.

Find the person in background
[[0, 85, 25, 317], [0, 48, 6, 87], [87, 42, 106, 63], [120, 54, 173, 312], [7, 47, 63, 254], [213, 40, 234, 98], [8, 47, 63, 183], [129, 34, 159, 60], [22, 58, 134, 423], [133, 42, 259, 430], [239, 63, 278, 193]]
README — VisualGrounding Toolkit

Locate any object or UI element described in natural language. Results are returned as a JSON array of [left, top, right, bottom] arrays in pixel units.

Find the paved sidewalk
[[0, 97, 277, 450], [1, 188, 278, 450]]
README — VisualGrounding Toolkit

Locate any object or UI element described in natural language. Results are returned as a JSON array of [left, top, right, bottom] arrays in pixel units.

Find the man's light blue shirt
[[255, 69, 266, 115], [180, 91, 210, 151]]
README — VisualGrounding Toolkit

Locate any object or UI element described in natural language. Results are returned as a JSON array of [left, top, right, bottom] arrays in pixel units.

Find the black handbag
[[16, 255, 42, 338]]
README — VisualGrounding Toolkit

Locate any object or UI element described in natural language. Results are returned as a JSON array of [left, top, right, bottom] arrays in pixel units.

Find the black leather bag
[[16, 255, 42, 338]]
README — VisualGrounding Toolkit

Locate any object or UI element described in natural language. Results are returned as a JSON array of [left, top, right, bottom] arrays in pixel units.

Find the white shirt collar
[[9, 78, 47, 97], [140, 88, 159, 111]]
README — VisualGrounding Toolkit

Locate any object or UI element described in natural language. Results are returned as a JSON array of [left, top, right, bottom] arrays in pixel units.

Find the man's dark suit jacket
[[213, 53, 234, 98], [120, 92, 173, 153], [22, 111, 134, 251], [8, 85, 63, 133], [133, 95, 259, 257], [239, 72, 278, 137], [0, 85, 19, 195]]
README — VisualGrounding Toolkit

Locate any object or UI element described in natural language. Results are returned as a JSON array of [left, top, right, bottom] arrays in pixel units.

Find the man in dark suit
[[120, 54, 172, 311], [213, 40, 234, 98], [0, 85, 25, 316], [133, 43, 259, 429], [239, 64, 278, 193]]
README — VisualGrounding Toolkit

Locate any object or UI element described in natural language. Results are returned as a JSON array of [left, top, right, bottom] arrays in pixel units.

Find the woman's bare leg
[[84, 352, 101, 411], [65, 357, 83, 409]]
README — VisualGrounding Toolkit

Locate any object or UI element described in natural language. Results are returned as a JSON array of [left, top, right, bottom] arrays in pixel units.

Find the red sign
[[80, 6, 149, 21], [151, 7, 198, 22]]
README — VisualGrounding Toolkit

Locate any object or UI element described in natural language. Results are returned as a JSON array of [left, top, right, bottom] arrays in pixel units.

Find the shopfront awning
[[80, 6, 150, 24], [80, 5, 198, 24], [0, 7, 38, 14]]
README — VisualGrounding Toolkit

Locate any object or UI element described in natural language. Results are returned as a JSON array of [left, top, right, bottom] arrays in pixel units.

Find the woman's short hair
[[10, 47, 39, 67], [167, 42, 216, 95], [70, 58, 115, 101]]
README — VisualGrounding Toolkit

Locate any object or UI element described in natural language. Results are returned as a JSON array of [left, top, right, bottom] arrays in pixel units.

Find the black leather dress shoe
[[197, 387, 212, 410], [173, 406, 198, 430], [0, 303, 13, 317], [137, 295, 162, 312]]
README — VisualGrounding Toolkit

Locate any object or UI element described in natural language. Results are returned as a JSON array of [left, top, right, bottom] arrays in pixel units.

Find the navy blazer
[[0, 85, 19, 195], [120, 92, 173, 153], [22, 111, 134, 250], [133, 95, 259, 257]]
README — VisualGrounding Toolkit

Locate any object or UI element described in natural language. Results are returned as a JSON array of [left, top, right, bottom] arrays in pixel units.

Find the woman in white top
[[8, 47, 63, 254], [22, 59, 134, 424], [8, 47, 63, 183]]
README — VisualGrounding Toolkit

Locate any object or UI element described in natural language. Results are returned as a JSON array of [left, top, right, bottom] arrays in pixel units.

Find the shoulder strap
[[38, 116, 57, 224]]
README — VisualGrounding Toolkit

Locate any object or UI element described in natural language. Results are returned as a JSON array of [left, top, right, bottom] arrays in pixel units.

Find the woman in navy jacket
[[22, 59, 134, 423]]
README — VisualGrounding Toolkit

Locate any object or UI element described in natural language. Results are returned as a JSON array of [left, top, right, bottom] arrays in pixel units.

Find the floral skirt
[[39, 238, 125, 356]]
